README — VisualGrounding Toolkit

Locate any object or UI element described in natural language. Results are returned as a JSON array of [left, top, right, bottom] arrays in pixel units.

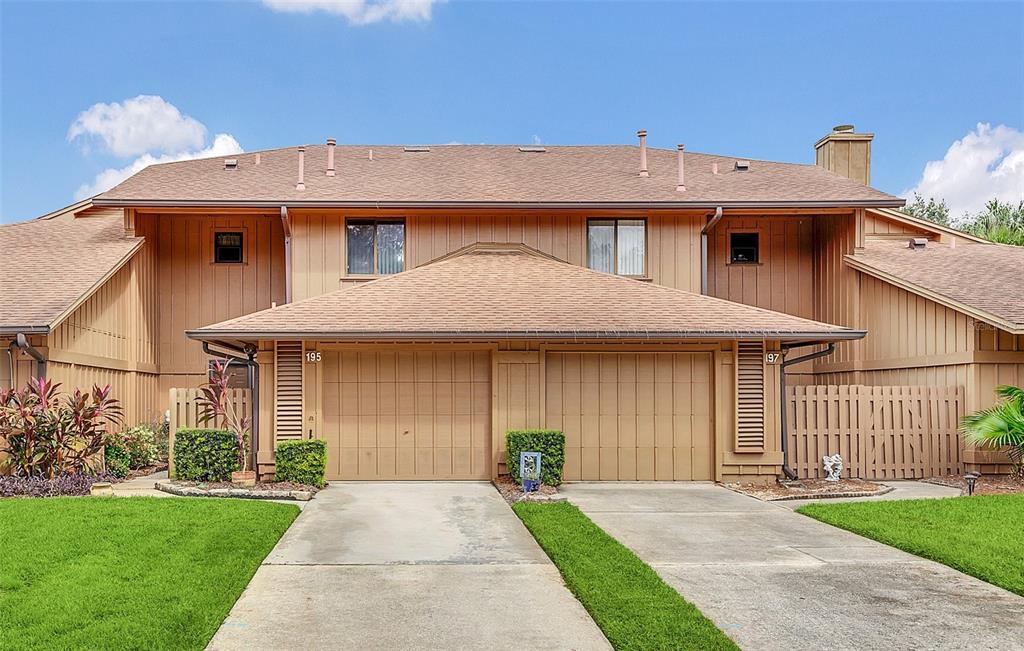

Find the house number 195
[[306, 351, 321, 363]]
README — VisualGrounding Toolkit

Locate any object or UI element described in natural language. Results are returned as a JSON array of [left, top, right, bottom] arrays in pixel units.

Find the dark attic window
[[729, 232, 759, 264], [214, 232, 244, 264]]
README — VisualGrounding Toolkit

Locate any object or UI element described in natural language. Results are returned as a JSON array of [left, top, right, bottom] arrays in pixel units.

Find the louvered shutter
[[735, 341, 766, 452], [275, 341, 303, 441]]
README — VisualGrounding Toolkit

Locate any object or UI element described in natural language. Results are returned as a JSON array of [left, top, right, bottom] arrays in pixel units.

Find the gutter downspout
[[203, 341, 260, 473], [11, 333, 46, 380], [700, 206, 724, 295], [280, 206, 292, 304], [779, 342, 836, 480]]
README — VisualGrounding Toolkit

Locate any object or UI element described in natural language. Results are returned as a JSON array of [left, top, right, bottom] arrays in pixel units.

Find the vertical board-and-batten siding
[[275, 342, 304, 440], [288, 210, 703, 300], [147, 212, 286, 383], [735, 341, 766, 452]]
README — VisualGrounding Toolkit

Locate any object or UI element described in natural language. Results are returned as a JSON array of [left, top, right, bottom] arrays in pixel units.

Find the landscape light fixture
[[964, 471, 981, 496]]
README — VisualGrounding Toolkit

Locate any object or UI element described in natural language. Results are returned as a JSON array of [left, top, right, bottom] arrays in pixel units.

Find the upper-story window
[[729, 232, 759, 264], [346, 219, 405, 275], [587, 218, 645, 276], [214, 232, 244, 263]]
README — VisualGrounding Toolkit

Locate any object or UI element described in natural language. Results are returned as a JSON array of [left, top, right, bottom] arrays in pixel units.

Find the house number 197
[[306, 351, 321, 363], [764, 352, 782, 365]]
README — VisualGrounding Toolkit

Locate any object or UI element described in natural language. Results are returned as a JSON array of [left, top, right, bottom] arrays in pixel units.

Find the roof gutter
[[9, 333, 46, 381], [700, 207, 724, 295], [185, 329, 867, 343], [280, 206, 292, 304], [91, 198, 907, 210], [0, 326, 49, 336], [778, 343, 836, 480]]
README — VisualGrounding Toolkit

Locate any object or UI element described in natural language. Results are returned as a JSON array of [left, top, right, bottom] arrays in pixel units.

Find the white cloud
[[903, 123, 1024, 219], [68, 95, 207, 158], [261, 0, 440, 25], [74, 133, 243, 199]]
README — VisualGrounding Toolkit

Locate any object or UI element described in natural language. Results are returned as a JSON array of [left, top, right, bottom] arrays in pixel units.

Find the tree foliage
[[901, 196, 1024, 246]]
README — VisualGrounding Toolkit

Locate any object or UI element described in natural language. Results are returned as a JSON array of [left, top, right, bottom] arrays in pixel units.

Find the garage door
[[546, 352, 713, 481], [321, 350, 491, 480]]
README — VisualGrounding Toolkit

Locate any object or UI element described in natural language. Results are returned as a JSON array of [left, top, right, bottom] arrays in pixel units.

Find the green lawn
[[798, 494, 1024, 596], [0, 497, 298, 650], [513, 502, 737, 651]]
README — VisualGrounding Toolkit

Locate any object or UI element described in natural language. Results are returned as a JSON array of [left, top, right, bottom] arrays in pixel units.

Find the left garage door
[[321, 350, 491, 480]]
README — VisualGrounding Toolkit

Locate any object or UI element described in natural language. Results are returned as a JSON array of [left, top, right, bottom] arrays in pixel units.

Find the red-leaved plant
[[0, 378, 123, 478], [197, 360, 251, 472]]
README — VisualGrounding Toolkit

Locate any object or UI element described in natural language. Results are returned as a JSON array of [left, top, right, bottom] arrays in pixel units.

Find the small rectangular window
[[587, 218, 646, 276], [214, 232, 244, 264], [208, 360, 249, 388], [346, 219, 405, 275], [729, 232, 759, 264]]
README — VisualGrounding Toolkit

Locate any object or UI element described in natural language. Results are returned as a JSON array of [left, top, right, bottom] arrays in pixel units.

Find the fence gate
[[167, 387, 252, 477], [787, 385, 963, 480]]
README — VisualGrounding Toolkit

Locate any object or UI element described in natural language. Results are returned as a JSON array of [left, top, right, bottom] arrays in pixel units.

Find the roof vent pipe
[[637, 130, 649, 177], [326, 138, 336, 177], [712, 161, 719, 175], [676, 144, 686, 191], [296, 147, 306, 190]]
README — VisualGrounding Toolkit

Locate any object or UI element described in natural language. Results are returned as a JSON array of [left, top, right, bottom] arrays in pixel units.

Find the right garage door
[[546, 352, 713, 481]]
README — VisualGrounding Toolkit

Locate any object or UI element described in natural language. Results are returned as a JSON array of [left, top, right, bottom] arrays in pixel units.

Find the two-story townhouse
[[3, 126, 1020, 482]]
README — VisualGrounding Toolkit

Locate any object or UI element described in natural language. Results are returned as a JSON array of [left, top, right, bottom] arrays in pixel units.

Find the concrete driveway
[[208, 482, 609, 651], [562, 483, 1024, 651]]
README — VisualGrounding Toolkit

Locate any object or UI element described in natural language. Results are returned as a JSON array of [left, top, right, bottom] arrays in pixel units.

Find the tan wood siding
[[545, 352, 713, 481], [707, 216, 815, 318], [47, 242, 158, 371], [320, 349, 491, 480], [289, 210, 705, 300], [147, 212, 286, 380]]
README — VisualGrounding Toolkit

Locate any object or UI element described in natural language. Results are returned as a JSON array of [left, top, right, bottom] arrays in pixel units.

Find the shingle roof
[[95, 144, 902, 207], [0, 210, 142, 332], [847, 239, 1024, 334], [188, 244, 865, 342]]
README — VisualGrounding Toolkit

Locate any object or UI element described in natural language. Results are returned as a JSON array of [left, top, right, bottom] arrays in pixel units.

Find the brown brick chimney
[[814, 124, 874, 185]]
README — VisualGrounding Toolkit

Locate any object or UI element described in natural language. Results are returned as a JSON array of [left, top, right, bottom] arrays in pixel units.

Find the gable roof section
[[94, 144, 903, 208], [189, 244, 865, 343], [847, 239, 1024, 334], [0, 209, 143, 334], [867, 208, 989, 244]]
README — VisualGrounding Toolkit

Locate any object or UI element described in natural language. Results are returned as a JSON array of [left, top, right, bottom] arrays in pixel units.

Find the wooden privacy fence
[[787, 385, 963, 480], [167, 387, 251, 476]]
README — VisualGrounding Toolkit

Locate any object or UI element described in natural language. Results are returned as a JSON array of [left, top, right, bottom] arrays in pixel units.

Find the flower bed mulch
[[0, 473, 115, 498], [726, 478, 892, 501], [156, 479, 320, 501], [493, 475, 565, 505], [924, 473, 1024, 495]]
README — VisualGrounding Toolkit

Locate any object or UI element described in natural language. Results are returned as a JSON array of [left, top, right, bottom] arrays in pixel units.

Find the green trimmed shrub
[[173, 428, 239, 481], [506, 430, 565, 486], [275, 439, 327, 488], [104, 442, 131, 478]]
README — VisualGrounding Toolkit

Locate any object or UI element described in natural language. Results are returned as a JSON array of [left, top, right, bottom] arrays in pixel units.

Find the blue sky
[[1, 0, 1022, 223]]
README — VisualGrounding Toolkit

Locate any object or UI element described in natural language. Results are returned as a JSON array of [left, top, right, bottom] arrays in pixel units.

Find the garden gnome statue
[[822, 454, 843, 482]]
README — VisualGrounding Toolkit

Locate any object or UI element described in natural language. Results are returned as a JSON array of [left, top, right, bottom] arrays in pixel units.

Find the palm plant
[[961, 385, 1024, 476]]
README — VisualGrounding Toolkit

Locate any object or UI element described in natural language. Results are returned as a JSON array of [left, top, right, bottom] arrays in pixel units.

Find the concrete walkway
[[775, 479, 961, 510], [563, 483, 1024, 651], [208, 482, 609, 651], [110, 470, 169, 497]]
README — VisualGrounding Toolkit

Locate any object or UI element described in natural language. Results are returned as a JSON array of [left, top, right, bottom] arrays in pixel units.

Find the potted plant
[[197, 360, 254, 486]]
